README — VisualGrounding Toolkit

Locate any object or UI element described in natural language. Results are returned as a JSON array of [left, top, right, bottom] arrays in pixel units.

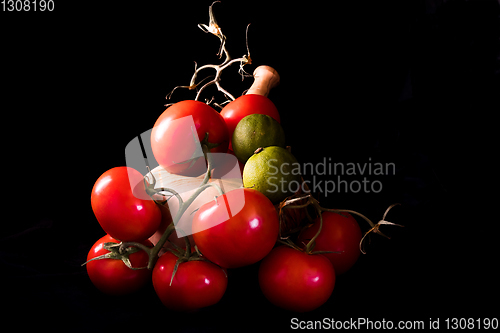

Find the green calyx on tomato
[[163, 237, 225, 287], [82, 241, 151, 271], [84, 235, 153, 295], [152, 221, 228, 312], [152, 249, 228, 312]]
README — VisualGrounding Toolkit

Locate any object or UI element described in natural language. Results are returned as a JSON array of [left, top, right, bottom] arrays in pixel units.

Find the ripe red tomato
[[152, 251, 228, 311], [151, 100, 229, 176], [220, 94, 280, 148], [192, 188, 279, 268], [91, 167, 161, 242], [258, 246, 335, 312], [148, 202, 196, 253], [298, 212, 362, 275], [86, 234, 152, 295]]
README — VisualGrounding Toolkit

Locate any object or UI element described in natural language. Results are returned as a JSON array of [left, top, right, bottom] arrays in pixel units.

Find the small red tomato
[[220, 94, 280, 148], [192, 188, 279, 268], [298, 212, 362, 275], [151, 100, 229, 176], [86, 234, 152, 295], [91, 167, 161, 242], [258, 246, 335, 312], [152, 251, 228, 311]]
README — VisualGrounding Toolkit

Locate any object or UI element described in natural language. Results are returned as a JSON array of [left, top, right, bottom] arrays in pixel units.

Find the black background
[[2, 0, 499, 332]]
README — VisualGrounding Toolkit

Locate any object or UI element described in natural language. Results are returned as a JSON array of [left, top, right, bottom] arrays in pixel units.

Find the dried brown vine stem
[[276, 178, 315, 238], [279, 191, 403, 254], [358, 203, 403, 254], [166, 1, 252, 102]]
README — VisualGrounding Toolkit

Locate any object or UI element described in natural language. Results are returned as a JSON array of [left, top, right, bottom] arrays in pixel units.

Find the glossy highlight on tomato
[[258, 246, 335, 312], [192, 188, 279, 268], [91, 167, 161, 242], [86, 235, 152, 295], [151, 100, 229, 176], [152, 251, 228, 311]]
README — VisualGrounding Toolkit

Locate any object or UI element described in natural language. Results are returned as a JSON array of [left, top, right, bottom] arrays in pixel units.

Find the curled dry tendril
[[358, 203, 403, 254], [166, 1, 252, 103], [278, 192, 403, 254]]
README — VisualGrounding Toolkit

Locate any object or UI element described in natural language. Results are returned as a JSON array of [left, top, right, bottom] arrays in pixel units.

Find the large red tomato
[[258, 246, 335, 312], [152, 251, 228, 311], [220, 94, 280, 148], [298, 212, 362, 275], [86, 234, 152, 295], [192, 188, 279, 268], [151, 100, 229, 176], [91, 167, 161, 242]]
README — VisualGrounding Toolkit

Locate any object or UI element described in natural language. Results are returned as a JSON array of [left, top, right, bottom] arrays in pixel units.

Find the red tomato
[[148, 202, 195, 254], [298, 212, 362, 275], [151, 100, 229, 176], [258, 246, 335, 312], [91, 167, 161, 242], [192, 188, 279, 268], [220, 94, 280, 148], [86, 234, 152, 295], [152, 251, 228, 311]]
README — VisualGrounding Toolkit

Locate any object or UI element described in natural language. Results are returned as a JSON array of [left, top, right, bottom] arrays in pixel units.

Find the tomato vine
[[120, 139, 222, 270], [166, 1, 252, 103], [278, 191, 403, 255], [84, 1, 404, 309]]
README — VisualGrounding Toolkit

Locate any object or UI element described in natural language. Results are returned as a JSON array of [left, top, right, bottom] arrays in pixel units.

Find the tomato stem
[[277, 238, 302, 251], [358, 203, 403, 254], [278, 186, 403, 254], [320, 208, 375, 228], [305, 197, 329, 253], [118, 242, 152, 256], [147, 223, 176, 269], [82, 242, 149, 270], [144, 146, 224, 269], [155, 187, 184, 207]]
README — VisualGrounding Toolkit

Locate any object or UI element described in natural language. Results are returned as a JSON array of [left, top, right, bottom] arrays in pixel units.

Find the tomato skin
[[91, 167, 161, 242], [192, 188, 279, 268], [151, 100, 229, 176], [258, 246, 336, 312], [220, 94, 280, 148], [148, 202, 196, 253], [86, 235, 152, 295], [298, 212, 362, 275], [152, 251, 228, 311]]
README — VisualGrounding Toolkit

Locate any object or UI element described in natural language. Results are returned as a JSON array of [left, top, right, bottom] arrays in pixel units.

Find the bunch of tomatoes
[[84, 1, 400, 314], [86, 92, 372, 313]]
